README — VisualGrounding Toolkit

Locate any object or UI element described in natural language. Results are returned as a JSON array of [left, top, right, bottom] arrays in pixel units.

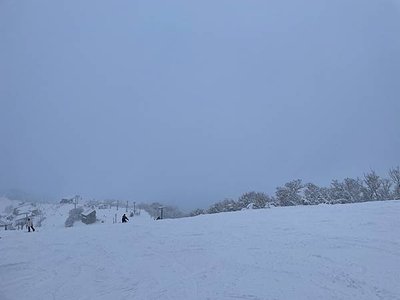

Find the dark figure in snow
[[26, 218, 35, 232], [122, 214, 129, 223]]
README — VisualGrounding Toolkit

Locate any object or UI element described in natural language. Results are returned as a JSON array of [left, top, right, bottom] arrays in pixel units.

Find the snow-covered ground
[[1, 201, 399, 300]]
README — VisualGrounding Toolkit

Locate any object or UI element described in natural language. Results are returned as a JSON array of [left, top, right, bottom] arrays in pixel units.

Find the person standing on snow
[[26, 218, 35, 232], [122, 214, 129, 223]]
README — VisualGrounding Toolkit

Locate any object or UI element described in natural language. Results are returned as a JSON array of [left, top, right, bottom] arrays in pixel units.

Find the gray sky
[[1, 0, 399, 210]]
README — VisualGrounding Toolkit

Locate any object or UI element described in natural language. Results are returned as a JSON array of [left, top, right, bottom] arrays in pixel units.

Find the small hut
[[81, 209, 96, 224]]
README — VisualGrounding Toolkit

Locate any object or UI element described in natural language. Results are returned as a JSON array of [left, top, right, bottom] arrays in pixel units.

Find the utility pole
[[133, 202, 136, 215], [126, 201, 128, 212], [74, 195, 79, 209]]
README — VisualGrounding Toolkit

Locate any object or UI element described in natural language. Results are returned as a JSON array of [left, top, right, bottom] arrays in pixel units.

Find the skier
[[122, 214, 129, 223], [26, 218, 35, 232]]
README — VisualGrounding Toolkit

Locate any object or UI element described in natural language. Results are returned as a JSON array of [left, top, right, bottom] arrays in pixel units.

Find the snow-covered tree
[[276, 179, 303, 206], [363, 170, 382, 201], [343, 178, 364, 202], [389, 166, 400, 199], [378, 178, 392, 200], [237, 192, 271, 209], [223, 198, 238, 211], [303, 183, 325, 205], [207, 198, 237, 214], [189, 208, 205, 217], [328, 177, 366, 203], [328, 180, 348, 203], [207, 204, 220, 214]]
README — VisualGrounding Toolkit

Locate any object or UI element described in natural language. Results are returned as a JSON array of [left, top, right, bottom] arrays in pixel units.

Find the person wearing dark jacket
[[122, 214, 129, 223]]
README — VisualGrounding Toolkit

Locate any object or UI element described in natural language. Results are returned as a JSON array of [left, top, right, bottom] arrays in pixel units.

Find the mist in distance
[[1, 0, 399, 210]]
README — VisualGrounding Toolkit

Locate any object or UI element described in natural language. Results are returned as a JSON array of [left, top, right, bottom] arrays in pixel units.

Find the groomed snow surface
[[1, 201, 399, 300]]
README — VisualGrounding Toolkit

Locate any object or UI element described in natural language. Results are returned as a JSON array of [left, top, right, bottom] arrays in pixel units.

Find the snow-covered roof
[[16, 211, 31, 216], [81, 209, 96, 216]]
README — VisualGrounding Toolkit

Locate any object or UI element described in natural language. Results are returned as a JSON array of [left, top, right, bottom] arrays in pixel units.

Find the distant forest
[[188, 166, 400, 217], [142, 167, 400, 219]]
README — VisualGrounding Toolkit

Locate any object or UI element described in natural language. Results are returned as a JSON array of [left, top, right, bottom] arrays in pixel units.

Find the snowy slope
[[1, 201, 399, 300], [37, 203, 74, 229], [0, 198, 138, 229]]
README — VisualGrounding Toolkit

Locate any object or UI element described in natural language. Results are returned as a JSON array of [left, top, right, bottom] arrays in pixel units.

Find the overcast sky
[[1, 0, 399, 210]]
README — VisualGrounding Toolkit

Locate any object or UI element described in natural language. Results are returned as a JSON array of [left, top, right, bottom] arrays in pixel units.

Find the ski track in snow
[[0, 201, 400, 300]]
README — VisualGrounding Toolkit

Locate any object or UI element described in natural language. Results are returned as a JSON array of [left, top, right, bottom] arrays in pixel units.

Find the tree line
[[189, 166, 400, 217]]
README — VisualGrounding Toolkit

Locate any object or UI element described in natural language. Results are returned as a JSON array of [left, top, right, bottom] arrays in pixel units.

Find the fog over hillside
[[1, 0, 399, 210]]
